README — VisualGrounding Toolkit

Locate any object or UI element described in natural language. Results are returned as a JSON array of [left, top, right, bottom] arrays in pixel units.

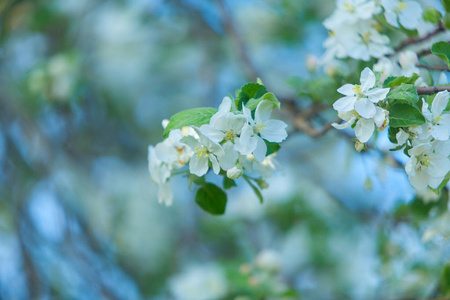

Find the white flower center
[[344, 2, 355, 13], [417, 153, 431, 170]]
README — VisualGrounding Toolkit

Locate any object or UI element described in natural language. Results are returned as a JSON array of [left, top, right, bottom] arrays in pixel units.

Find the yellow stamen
[[398, 1, 407, 11], [195, 147, 208, 157], [352, 85, 364, 98], [344, 2, 354, 12], [255, 122, 267, 133]]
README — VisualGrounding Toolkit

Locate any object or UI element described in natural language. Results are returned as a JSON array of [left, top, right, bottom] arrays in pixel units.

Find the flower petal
[[189, 155, 209, 176], [253, 136, 267, 162], [255, 100, 273, 122], [365, 87, 390, 103], [234, 124, 257, 155], [218, 141, 238, 170], [337, 84, 356, 96], [360, 67, 376, 91], [355, 118, 374, 143], [354, 98, 376, 119], [260, 120, 288, 143], [209, 154, 221, 175], [333, 96, 357, 112], [431, 90, 449, 118]]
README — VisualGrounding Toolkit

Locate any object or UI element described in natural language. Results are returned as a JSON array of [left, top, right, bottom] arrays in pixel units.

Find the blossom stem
[[416, 64, 450, 71]]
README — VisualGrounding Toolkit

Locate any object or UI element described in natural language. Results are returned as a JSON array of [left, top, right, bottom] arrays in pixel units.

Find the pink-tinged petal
[[333, 96, 357, 112], [431, 124, 449, 141], [218, 141, 238, 170], [354, 98, 376, 118], [360, 67, 376, 91], [255, 100, 273, 122], [431, 90, 449, 118], [209, 154, 221, 175], [189, 155, 209, 176], [253, 136, 267, 162], [365, 88, 390, 103], [260, 120, 288, 143], [337, 84, 356, 96], [355, 118, 374, 143]]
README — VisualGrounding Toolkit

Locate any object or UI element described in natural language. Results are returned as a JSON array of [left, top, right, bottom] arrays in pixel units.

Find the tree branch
[[394, 22, 445, 53], [416, 64, 450, 71], [416, 86, 450, 95]]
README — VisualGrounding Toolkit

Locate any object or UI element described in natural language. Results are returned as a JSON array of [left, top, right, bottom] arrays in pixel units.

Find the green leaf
[[195, 183, 227, 215], [243, 176, 263, 203], [383, 73, 420, 88], [423, 6, 442, 24], [236, 82, 267, 107], [388, 126, 400, 144], [223, 176, 237, 190], [245, 92, 281, 111], [442, 0, 450, 13], [431, 41, 450, 68], [265, 140, 281, 156], [163, 107, 217, 139], [440, 264, 450, 295], [387, 83, 419, 104], [389, 102, 426, 128]]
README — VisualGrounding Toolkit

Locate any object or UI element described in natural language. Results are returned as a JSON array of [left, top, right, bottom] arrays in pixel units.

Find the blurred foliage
[[0, 0, 449, 299]]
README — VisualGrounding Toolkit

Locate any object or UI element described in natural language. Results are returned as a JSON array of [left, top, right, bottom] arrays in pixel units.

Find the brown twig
[[416, 86, 450, 95], [394, 22, 445, 53], [416, 64, 450, 71]]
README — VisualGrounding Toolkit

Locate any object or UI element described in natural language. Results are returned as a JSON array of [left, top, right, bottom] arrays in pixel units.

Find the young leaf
[[388, 126, 400, 144], [387, 83, 419, 103], [195, 183, 227, 215], [423, 7, 442, 24], [265, 140, 281, 156], [223, 176, 237, 190], [383, 73, 419, 88], [431, 41, 450, 68], [389, 102, 426, 128], [163, 107, 217, 139], [236, 83, 267, 108], [245, 92, 281, 111]]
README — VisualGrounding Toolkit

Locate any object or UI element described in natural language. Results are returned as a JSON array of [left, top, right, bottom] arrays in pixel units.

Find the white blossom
[[405, 141, 450, 191], [333, 67, 390, 118], [421, 91, 450, 141], [148, 146, 173, 206], [181, 127, 224, 177], [382, 0, 423, 30], [235, 101, 288, 162]]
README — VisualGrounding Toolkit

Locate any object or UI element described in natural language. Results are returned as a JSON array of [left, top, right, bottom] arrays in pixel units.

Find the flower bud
[[355, 140, 366, 152], [306, 54, 317, 73], [227, 165, 243, 179], [256, 178, 269, 189]]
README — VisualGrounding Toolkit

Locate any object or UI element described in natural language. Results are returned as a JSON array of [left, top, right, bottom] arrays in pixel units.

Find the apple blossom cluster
[[322, 0, 435, 63], [332, 67, 450, 193], [147, 83, 288, 214]]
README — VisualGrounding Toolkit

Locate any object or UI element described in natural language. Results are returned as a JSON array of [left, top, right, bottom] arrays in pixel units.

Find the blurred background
[[1, 0, 449, 299]]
